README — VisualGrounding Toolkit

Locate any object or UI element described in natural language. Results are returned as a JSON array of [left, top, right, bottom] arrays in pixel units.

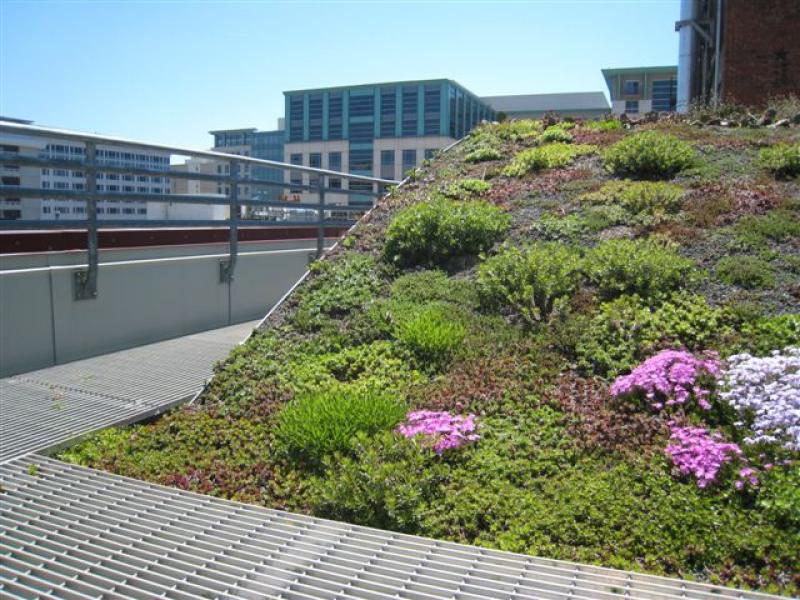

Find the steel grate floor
[[0, 321, 257, 463], [0, 455, 784, 600]]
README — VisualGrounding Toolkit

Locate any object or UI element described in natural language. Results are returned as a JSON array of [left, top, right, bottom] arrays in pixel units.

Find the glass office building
[[282, 79, 494, 203], [211, 128, 285, 201]]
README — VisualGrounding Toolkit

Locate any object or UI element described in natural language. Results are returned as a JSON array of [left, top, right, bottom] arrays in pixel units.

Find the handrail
[[0, 120, 402, 299]]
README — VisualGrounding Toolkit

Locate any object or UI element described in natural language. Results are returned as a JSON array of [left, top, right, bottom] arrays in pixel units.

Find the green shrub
[[580, 180, 685, 221], [292, 253, 383, 330], [503, 143, 596, 177], [582, 205, 629, 231], [758, 464, 800, 528], [537, 126, 573, 144], [758, 143, 800, 178], [732, 313, 800, 356], [390, 270, 478, 308], [275, 386, 407, 467], [383, 198, 509, 268], [733, 211, 800, 249], [395, 305, 466, 371], [310, 431, 449, 532], [477, 242, 583, 324], [495, 119, 541, 141], [531, 213, 586, 241], [444, 178, 491, 198], [465, 146, 502, 163], [577, 292, 729, 376], [584, 238, 696, 301], [603, 131, 696, 179], [584, 119, 623, 131], [716, 256, 775, 289]]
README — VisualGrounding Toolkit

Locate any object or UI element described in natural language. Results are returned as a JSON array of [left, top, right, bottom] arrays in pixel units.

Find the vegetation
[[62, 116, 800, 596], [383, 197, 509, 268], [758, 143, 800, 179], [603, 130, 696, 179]]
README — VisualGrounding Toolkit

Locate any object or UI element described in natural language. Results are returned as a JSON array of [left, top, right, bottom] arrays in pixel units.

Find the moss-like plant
[[603, 131, 696, 179], [716, 256, 775, 289], [444, 178, 491, 198], [503, 143, 596, 177], [584, 119, 623, 131], [477, 242, 583, 324], [537, 125, 574, 144], [383, 198, 509, 268], [464, 146, 502, 163], [395, 305, 466, 371], [758, 143, 800, 179]]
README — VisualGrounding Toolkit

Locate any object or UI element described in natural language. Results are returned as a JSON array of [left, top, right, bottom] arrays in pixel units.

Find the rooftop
[[481, 91, 610, 112]]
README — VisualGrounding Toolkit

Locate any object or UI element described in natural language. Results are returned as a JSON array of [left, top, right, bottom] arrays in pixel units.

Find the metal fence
[[0, 120, 400, 300]]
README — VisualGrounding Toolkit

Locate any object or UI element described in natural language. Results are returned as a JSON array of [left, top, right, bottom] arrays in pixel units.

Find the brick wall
[[721, 0, 800, 106]]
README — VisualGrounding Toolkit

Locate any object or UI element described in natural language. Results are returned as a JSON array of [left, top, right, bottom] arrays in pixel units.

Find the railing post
[[316, 178, 325, 259], [73, 141, 98, 300], [220, 160, 239, 282]]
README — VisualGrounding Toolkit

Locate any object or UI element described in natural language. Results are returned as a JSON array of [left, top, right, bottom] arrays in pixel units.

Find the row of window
[[45, 145, 169, 164], [621, 78, 677, 112], [41, 206, 148, 215], [40, 168, 166, 183], [41, 181, 166, 193]]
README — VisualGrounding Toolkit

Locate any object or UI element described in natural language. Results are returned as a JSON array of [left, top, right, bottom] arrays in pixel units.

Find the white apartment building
[[1, 123, 171, 222]]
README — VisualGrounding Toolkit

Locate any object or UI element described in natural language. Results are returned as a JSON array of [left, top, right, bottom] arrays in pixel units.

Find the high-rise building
[[481, 92, 610, 119], [282, 79, 495, 205], [601, 66, 678, 117], [210, 126, 285, 203]]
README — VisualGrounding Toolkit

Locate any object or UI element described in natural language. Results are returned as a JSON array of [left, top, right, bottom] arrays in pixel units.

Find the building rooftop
[[481, 91, 610, 113], [601, 65, 677, 76]]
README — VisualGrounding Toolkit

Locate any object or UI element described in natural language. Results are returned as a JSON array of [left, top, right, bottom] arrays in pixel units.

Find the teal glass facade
[[283, 80, 494, 145], [213, 129, 284, 201]]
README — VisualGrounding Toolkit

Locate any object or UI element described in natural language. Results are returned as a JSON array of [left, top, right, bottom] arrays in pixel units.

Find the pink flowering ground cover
[[664, 424, 742, 488], [396, 410, 479, 453], [610, 349, 720, 411]]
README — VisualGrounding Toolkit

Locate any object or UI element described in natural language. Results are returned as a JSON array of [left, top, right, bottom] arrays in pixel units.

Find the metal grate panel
[[0, 456, 783, 600], [0, 321, 257, 463]]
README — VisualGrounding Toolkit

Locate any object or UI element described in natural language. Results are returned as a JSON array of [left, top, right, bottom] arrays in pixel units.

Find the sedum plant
[[758, 143, 800, 179], [502, 143, 596, 177], [584, 238, 696, 301], [603, 131, 696, 179], [580, 180, 685, 223], [394, 305, 466, 371], [477, 242, 582, 325], [383, 198, 509, 268], [715, 255, 775, 289]]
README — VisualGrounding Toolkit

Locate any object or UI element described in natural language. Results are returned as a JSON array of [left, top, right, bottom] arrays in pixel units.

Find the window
[[137, 208, 147, 214], [328, 93, 343, 139], [289, 94, 304, 141], [42, 181, 51, 189], [652, 79, 677, 112], [328, 152, 342, 189], [123, 186, 134, 193], [380, 87, 396, 137], [424, 148, 437, 160], [380, 150, 395, 179], [123, 175, 133, 182], [1, 176, 20, 186], [1, 209, 21, 220], [73, 183, 85, 191], [349, 121, 374, 144], [309, 152, 322, 187], [402, 86, 418, 136], [42, 206, 51, 214], [138, 186, 147, 193], [402, 149, 417, 174], [290, 153, 303, 193], [123, 208, 135, 215], [624, 80, 640, 95], [349, 93, 374, 118], [349, 148, 373, 172], [448, 86, 457, 138], [308, 94, 323, 140], [108, 207, 120, 214], [625, 100, 640, 114], [424, 84, 441, 135]]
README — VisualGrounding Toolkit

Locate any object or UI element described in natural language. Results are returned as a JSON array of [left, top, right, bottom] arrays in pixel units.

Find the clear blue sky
[[1, 0, 679, 149]]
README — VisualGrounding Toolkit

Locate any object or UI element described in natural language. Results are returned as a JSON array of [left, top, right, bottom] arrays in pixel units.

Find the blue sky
[[1, 0, 680, 149]]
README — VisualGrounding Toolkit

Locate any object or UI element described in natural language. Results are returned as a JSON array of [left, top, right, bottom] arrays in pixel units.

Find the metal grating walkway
[[0, 455, 783, 600], [0, 321, 257, 463]]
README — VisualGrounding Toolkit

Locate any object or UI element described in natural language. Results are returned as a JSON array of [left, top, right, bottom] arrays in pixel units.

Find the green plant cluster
[[758, 143, 800, 179], [603, 131, 696, 179], [732, 211, 800, 250], [580, 180, 685, 225], [537, 125, 574, 144], [394, 304, 466, 371], [503, 143, 596, 177], [443, 178, 491, 198], [716, 255, 776, 289], [584, 119, 623, 131], [383, 197, 509, 268]]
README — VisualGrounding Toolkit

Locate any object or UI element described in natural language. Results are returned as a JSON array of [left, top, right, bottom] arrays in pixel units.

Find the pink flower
[[396, 410, 479, 454]]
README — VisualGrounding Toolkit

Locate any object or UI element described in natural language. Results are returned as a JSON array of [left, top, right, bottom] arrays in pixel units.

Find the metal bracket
[[674, 18, 713, 45], [73, 269, 98, 300], [219, 259, 234, 283]]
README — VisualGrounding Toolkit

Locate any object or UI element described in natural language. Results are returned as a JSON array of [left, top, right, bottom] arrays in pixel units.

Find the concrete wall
[[0, 238, 327, 376]]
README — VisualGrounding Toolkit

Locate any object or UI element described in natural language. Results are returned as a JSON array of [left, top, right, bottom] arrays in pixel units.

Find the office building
[[602, 66, 679, 116], [1, 120, 171, 221], [282, 79, 495, 204], [210, 126, 285, 203], [481, 92, 609, 119]]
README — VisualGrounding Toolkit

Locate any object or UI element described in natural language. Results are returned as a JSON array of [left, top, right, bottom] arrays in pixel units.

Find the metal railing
[[0, 120, 400, 299]]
